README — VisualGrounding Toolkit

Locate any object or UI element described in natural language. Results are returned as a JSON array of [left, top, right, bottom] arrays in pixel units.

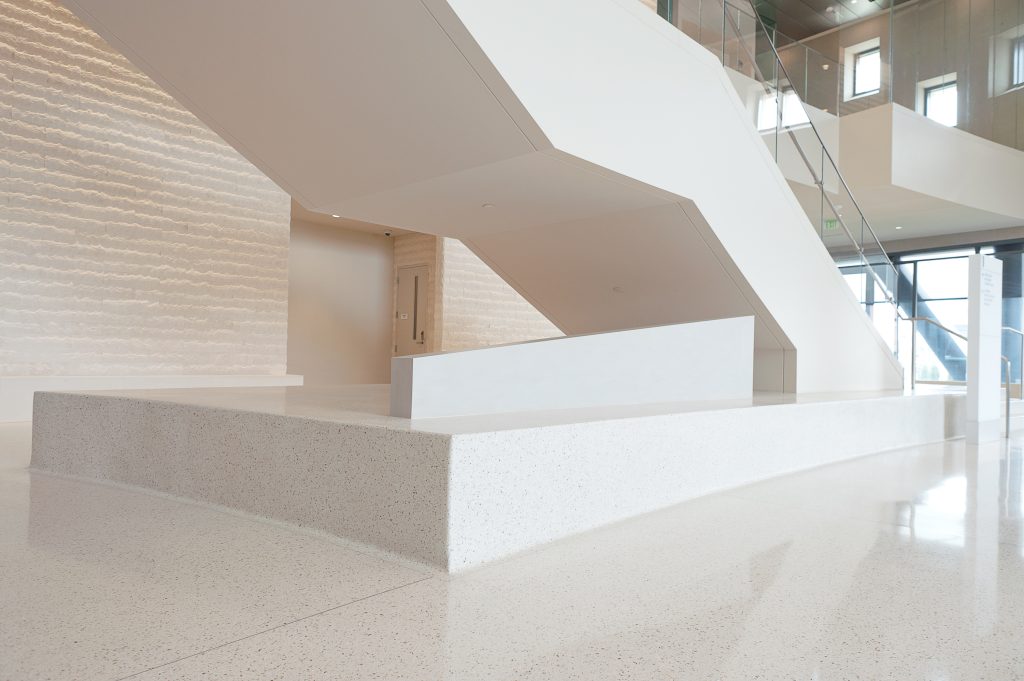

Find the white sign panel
[[967, 254, 1003, 443]]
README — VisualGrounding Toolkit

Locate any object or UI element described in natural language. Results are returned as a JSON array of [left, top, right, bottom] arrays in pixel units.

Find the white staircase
[[64, 0, 904, 391]]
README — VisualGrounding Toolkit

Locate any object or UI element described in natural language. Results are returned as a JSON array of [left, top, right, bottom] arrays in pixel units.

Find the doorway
[[395, 265, 429, 356]]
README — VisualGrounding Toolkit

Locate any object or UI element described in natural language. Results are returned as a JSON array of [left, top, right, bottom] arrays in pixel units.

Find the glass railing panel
[[715, 0, 1024, 152], [776, 42, 808, 102], [721, 2, 783, 160], [860, 0, 1019, 149], [722, 2, 758, 75], [776, 105, 826, 213], [826, 169, 866, 253], [667, 0, 703, 44], [838, 258, 899, 353], [710, 0, 903, 359], [817, 155, 846, 247], [804, 48, 841, 119], [862, 235, 900, 352], [863, 245, 899, 297], [755, 28, 790, 93], [802, 49, 842, 165], [870, 294, 900, 354], [693, 0, 727, 56]]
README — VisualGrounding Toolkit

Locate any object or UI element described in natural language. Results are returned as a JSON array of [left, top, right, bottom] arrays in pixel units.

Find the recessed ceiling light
[[331, 214, 341, 218], [822, 63, 830, 70], [895, 225, 903, 230], [481, 203, 495, 209]]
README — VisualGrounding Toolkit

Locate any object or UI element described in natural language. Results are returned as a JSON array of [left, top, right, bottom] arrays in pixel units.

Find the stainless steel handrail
[[1003, 326, 1024, 401], [718, 1, 900, 336], [1006, 357, 1012, 438], [711, 2, 1016, 438], [906, 315, 1011, 437], [733, 0, 895, 278]]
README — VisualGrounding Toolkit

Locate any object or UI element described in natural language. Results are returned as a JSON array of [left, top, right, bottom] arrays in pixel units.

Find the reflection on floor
[[2, 420, 1023, 679]]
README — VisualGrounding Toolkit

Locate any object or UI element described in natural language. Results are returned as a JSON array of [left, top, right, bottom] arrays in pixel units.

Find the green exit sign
[[823, 218, 839, 232]]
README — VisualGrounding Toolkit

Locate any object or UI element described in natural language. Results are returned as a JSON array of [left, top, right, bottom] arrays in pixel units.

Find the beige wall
[[294, 225, 559, 386], [799, 0, 1024, 151], [287, 219, 393, 384], [389, 233, 561, 356], [0, 0, 291, 377], [437, 239, 561, 352]]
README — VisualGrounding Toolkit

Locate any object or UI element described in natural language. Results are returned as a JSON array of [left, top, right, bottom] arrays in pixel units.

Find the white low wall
[[390, 318, 754, 419], [0, 375, 303, 423], [31, 387, 964, 572], [445, 391, 965, 569]]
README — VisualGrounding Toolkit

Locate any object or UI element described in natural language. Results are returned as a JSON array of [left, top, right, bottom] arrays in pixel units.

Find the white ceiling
[[290, 200, 410, 236], [790, 182, 1023, 245]]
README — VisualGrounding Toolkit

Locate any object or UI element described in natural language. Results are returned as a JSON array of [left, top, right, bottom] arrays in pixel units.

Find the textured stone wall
[[0, 0, 291, 376], [437, 238, 561, 352], [390, 234, 561, 356]]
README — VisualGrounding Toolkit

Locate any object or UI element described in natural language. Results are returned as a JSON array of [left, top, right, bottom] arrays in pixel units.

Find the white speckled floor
[[3, 419, 1024, 679]]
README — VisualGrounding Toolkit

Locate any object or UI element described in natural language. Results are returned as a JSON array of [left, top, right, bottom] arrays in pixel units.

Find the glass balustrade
[[647, 0, 1024, 375], [655, 0, 1024, 152], [672, 0, 904, 354]]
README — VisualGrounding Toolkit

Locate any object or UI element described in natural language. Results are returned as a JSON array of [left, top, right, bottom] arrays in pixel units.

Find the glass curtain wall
[[842, 244, 1024, 386]]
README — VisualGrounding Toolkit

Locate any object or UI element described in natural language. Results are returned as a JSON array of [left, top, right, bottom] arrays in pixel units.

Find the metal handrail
[[709, 1, 1012, 435], [905, 315, 1011, 437], [1003, 326, 1024, 400], [717, 1, 900, 328], [732, 0, 895, 277]]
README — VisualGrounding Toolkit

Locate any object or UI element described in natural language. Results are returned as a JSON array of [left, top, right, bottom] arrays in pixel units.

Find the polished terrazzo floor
[[2, 421, 1024, 679]]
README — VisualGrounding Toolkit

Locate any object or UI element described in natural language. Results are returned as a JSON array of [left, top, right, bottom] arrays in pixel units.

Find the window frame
[[1013, 34, 1024, 88], [851, 46, 882, 97], [755, 89, 810, 132], [923, 80, 958, 126]]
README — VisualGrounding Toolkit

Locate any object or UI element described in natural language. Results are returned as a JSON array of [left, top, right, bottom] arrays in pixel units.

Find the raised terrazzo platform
[[31, 385, 966, 572]]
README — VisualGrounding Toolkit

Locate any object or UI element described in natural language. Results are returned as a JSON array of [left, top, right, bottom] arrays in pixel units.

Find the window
[[892, 244, 1024, 386], [924, 81, 957, 126], [842, 37, 881, 101], [993, 26, 1024, 95], [1013, 35, 1024, 87], [756, 90, 809, 131], [852, 47, 881, 96]]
